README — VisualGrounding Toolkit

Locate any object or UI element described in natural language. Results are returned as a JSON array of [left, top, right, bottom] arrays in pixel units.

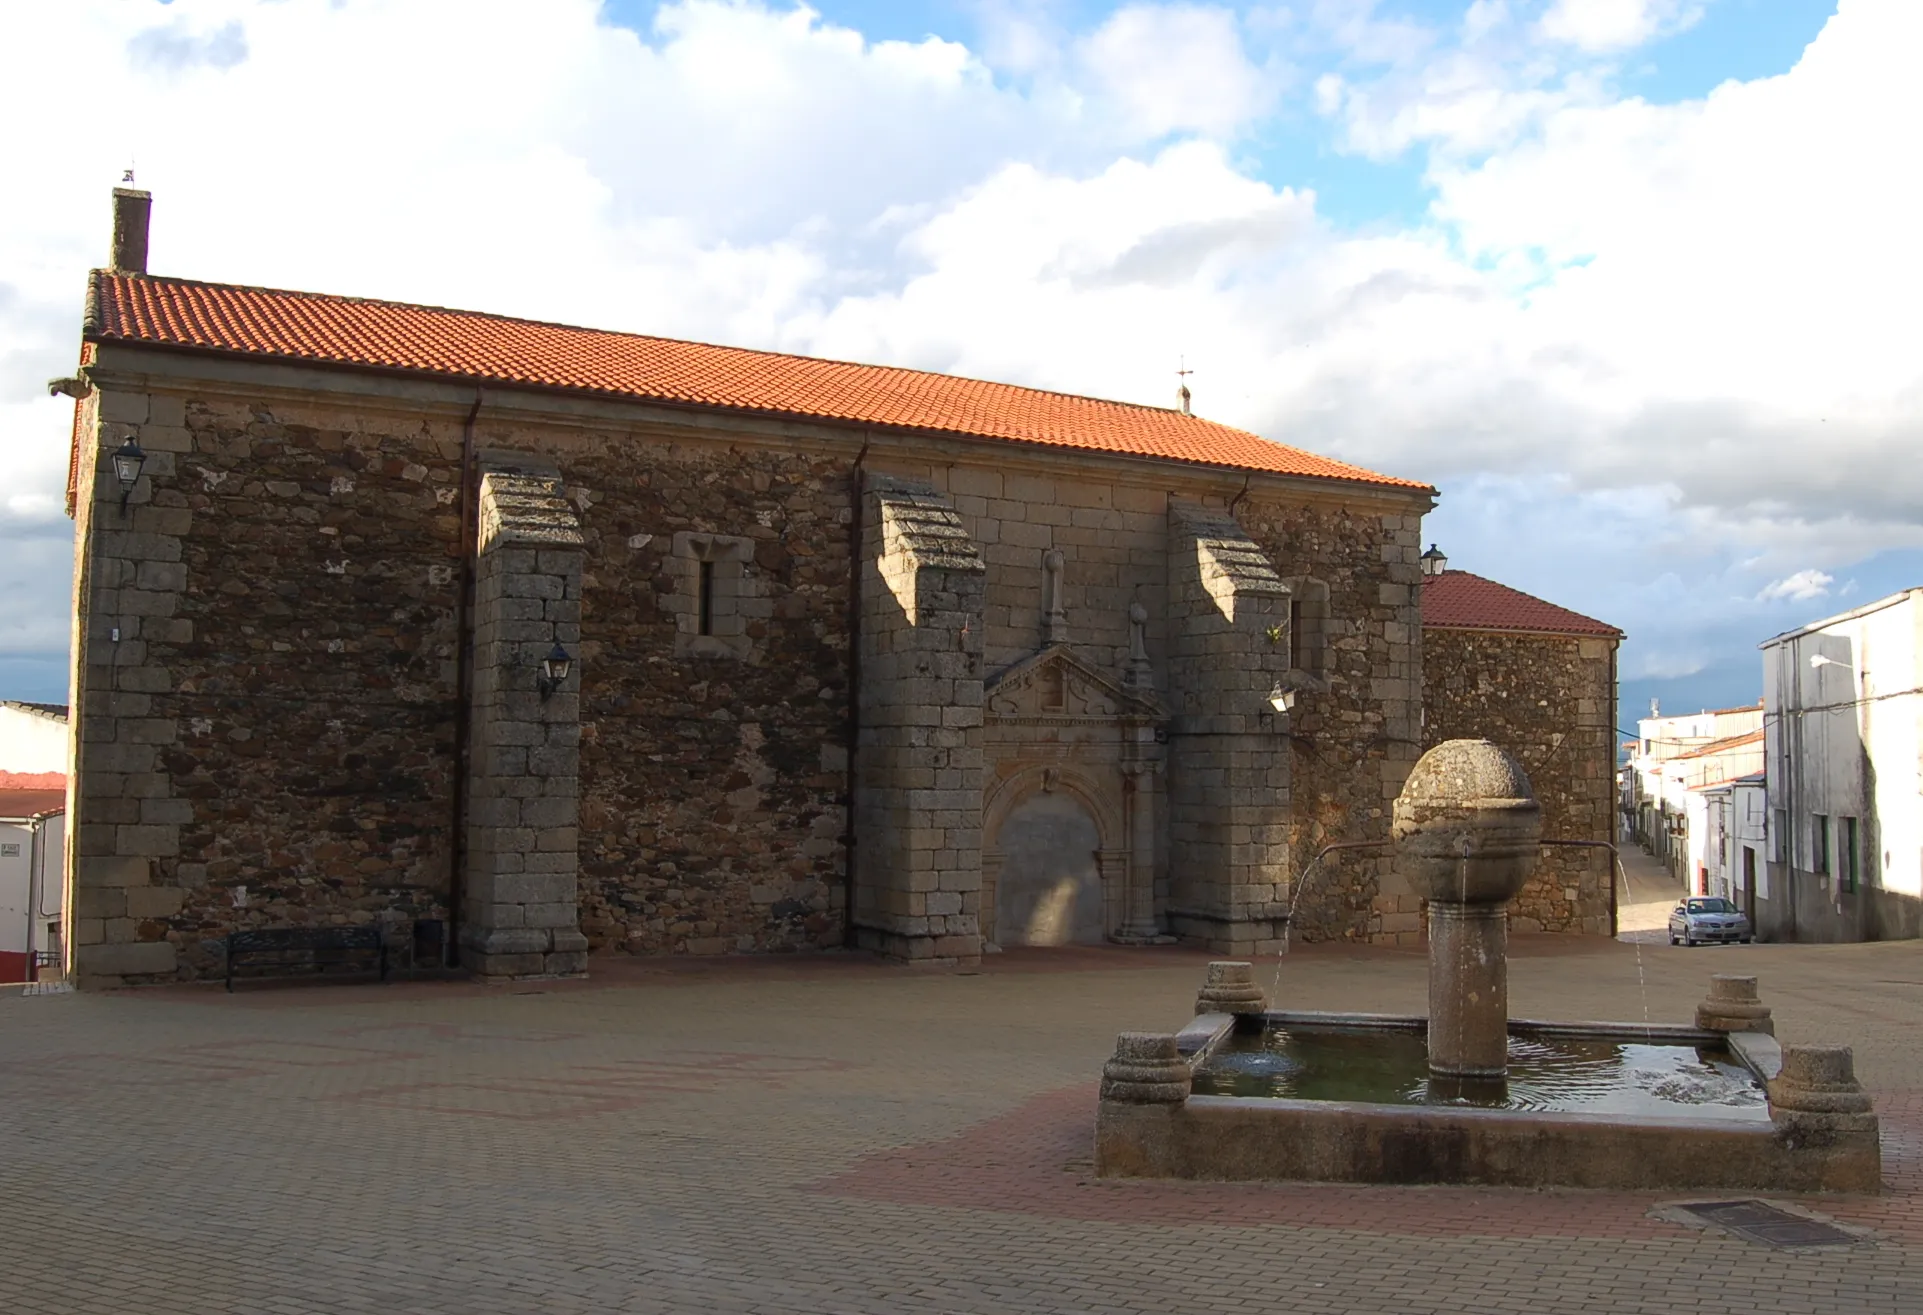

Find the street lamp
[[1809, 654, 1852, 671], [537, 642, 573, 701], [111, 436, 146, 512], [1419, 544, 1448, 577]]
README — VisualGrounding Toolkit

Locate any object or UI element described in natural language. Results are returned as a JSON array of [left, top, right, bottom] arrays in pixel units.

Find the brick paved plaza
[[7, 918, 1923, 1314]]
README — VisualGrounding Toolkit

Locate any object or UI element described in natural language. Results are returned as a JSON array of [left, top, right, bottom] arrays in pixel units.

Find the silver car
[[1668, 896, 1752, 946]]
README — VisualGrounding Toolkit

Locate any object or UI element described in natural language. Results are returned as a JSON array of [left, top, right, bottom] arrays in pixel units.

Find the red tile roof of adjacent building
[[0, 772, 65, 791], [1671, 729, 1765, 761], [84, 273, 1430, 491], [0, 788, 65, 819], [1421, 570, 1622, 639]]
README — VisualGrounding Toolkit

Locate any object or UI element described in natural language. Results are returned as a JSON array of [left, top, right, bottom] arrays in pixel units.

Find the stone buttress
[[459, 466, 589, 980], [1163, 503, 1294, 954], [852, 475, 986, 967]]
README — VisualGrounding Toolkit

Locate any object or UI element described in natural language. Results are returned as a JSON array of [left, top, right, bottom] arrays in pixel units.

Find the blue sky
[[1, 0, 1914, 741]]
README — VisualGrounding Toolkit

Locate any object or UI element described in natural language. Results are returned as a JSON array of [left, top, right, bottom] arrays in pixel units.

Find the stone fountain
[[1094, 738, 1882, 1192], [1393, 739, 1540, 1099]]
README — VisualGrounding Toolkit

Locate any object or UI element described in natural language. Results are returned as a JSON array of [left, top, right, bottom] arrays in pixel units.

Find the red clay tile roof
[[0, 772, 64, 791], [1672, 729, 1765, 761], [0, 788, 65, 818], [85, 273, 1429, 490], [1422, 570, 1622, 639]]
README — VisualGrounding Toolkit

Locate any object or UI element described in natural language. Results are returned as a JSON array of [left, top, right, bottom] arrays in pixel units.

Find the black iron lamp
[[538, 642, 573, 701], [1419, 543, 1448, 577], [112, 435, 146, 511]]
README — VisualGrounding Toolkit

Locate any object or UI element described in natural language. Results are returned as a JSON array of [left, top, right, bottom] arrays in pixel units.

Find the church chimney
[[110, 181, 151, 274]]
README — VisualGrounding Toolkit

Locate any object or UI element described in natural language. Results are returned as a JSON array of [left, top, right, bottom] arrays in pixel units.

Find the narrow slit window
[[1841, 816, 1858, 892], [697, 559, 716, 636]]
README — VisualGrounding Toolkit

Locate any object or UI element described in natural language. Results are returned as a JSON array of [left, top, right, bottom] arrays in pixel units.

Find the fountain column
[[1392, 740, 1541, 1091]]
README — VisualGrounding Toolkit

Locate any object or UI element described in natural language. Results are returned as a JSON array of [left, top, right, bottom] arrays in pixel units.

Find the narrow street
[[1616, 840, 1686, 942]]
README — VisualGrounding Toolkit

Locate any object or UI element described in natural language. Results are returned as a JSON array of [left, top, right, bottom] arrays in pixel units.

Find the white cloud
[[1757, 570, 1836, 604], [1537, 0, 1704, 54], [0, 0, 1915, 700], [1075, 5, 1276, 139]]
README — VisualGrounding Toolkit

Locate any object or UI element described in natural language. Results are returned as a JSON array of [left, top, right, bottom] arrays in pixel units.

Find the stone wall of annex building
[[1236, 499, 1427, 944], [1421, 627, 1617, 935]]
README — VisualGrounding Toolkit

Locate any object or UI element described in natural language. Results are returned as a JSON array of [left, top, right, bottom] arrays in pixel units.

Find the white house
[[1701, 773, 1768, 918], [0, 789, 65, 983], [1760, 587, 1923, 941], [0, 701, 68, 781], [0, 701, 67, 982], [1625, 703, 1764, 880]]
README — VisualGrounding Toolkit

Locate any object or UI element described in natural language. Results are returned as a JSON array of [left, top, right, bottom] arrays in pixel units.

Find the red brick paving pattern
[[817, 1084, 1923, 1244]]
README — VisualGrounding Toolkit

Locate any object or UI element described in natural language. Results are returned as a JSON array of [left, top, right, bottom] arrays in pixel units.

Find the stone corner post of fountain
[[1695, 974, 1775, 1035], [1094, 1033, 1191, 1177], [1391, 739, 1542, 1091], [1099, 1033, 1191, 1104], [1767, 1045, 1880, 1189], [1194, 961, 1268, 1016]]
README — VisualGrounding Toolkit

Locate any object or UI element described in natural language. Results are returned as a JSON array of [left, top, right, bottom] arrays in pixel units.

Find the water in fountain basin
[[1192, 1024, 1768, 1118]]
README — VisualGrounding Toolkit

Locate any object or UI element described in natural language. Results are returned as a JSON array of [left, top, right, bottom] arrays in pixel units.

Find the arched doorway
[[993, 791, 1104, 946]]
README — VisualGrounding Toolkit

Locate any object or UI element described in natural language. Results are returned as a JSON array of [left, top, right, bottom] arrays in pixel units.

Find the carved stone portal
[[981, 645, 1166, 947]]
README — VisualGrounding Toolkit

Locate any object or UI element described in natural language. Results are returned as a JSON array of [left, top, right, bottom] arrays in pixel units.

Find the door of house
[[1742, 847, 1757, 921]]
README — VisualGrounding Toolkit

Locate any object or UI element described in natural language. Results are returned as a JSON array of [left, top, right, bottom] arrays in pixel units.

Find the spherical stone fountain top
[[1392, 739, 1542, 905]]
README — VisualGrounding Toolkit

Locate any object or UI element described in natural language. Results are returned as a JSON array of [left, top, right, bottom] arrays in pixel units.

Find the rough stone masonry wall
[[1421, 627, 1617, 934], [563, 440, 853, 957], [69, 386, 463, 985], [69, 376, 860, 983], [852, 475, 986, 967], [1234, 499, 1426, 943]]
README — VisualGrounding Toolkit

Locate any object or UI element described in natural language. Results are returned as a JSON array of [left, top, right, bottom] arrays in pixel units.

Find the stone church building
[[58, 188, 1600, 987]]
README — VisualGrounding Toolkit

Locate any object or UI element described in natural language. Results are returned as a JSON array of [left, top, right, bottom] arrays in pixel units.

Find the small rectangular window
[[1771, 808, 1787, 862], [1841, 816, 1859, 893], [1283, 577, 1329, 681], [697, 559, 716, 636], [1812, 813, 1830, 875]]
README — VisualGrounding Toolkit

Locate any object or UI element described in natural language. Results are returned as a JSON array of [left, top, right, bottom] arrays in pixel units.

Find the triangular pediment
[[984, 645, 1165, 722]]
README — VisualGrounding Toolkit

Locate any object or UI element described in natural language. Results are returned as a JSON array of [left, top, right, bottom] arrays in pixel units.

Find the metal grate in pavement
[[1678, 1199, 1860, 1248]]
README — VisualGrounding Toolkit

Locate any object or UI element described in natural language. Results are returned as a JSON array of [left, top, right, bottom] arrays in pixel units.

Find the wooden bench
[[225, 926, 390, 992]]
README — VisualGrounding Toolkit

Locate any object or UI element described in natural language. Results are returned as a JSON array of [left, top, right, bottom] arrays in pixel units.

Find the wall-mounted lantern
[[112, 436, 146, 512], [1419, 543, 1448, 577], [1268, 682, 1297, 715], [538, 642, 573, 701]]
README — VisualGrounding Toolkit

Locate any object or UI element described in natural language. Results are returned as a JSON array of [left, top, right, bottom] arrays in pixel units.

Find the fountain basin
[[1193, 1015, 1768, 1116], [1095, 1010, 1881, 1193]]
